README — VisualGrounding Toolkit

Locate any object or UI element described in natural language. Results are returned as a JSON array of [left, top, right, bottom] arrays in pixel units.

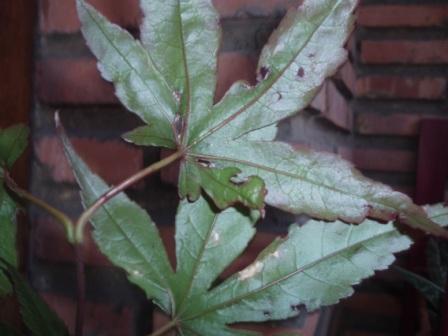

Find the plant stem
[[4, 172, 75, 243], [74, 244, 86, 336], [148, 319, 178, 336], [74, 150, 184, 243]]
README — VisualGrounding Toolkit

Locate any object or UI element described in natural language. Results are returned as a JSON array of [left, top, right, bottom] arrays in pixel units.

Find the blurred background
[[1, 0, 448, 335]]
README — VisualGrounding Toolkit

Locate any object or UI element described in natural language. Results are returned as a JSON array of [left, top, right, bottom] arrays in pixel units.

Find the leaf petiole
[[73, 150, 184, 243], [4, 172, 76, 244], [148, 318, 178, 336]]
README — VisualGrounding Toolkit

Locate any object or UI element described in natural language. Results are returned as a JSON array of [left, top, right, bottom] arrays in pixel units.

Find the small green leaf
[[427, 238, 448, 288], [394, 266, 444, 308], [0, 263, 69, 336], [176, 219, 411, 334], [179, 161, 266, 210], [0, 323, 19, 336], [0, 184, 18, 296], [0, 124, 29, 169], [0, 271, 12, 296], [77, 0, 178, 149], [60, 130, 175, 312]]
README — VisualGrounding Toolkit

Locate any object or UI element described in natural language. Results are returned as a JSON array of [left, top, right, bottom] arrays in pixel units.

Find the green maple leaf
[[0, 262, 69, 336], [62, 135, 413, 335], [394, 204, 448, 309], [0, 124, 29, 296], [76, 0, 445, 236]]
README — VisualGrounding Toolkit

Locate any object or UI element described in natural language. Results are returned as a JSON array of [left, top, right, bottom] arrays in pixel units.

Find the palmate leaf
[[61, 130, 413, 334], [63, 138, 412, 334], [62, 141, 412, 334], [77, 0, 445, 236]]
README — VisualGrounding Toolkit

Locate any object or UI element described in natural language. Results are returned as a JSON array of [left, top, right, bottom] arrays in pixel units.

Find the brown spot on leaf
[[197, 158, 212, 168], [274, 91, 282, 102], [297, 67, 305, 78], [291, 304, 301, 312], [258, 66, 270, 82]]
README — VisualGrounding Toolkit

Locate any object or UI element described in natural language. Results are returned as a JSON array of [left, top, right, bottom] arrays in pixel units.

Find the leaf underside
[[60, 129, 175, 312], [76, 0, 445, 236], [72, 0, 447, 333], [63, 132, 414, 335]]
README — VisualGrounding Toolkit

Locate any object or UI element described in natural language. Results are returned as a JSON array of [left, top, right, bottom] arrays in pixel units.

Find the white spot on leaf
[[211, 231, 220, 243], [239, 261, 264, 280]]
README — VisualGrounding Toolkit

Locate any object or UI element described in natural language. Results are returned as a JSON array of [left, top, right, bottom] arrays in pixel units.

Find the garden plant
[[1, 0, 448, 335]]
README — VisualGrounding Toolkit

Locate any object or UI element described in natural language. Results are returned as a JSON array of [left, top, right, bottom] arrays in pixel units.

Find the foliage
[[76, 0, 446, 236], [0, 124, 28, 296], [0, 262, 69, 336], [0, 0, 447, 335], [64, 133, 413, 334], [395, 204, 448, 331], [0, 126, 69, 335]]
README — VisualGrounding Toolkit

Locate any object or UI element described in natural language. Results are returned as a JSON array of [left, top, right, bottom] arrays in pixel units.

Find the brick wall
[[32, 0, 448, 335], [306, 1, 448, 197]]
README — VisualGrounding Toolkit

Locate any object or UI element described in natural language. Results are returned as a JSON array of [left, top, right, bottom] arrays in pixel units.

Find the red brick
[[215, 52, 258, 102], [40, 0, 303, 33], [34, 220, 174, 267], [342, 292, 402, 317], [41, 293, 133, 336], [212, 0, 301, 18], [36, 59, 117, 104], [358, 5, 448, 28], [338, 147, 416, 173], [358, 76, 446, 100], [40, 0, 141, 33], [37, 53, 258, 105], [339, 62, 447, 100], [35, 136, 143, 185], [394, 186, 415, 199], [160, 149, 180, 186], [34, 218, 110, 266], [152, 310, 176, 336], [234, 311, 320, 335], [355, 112, 422, 136], [311, 80, 352, 130], [361, 40, 448, 64]]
